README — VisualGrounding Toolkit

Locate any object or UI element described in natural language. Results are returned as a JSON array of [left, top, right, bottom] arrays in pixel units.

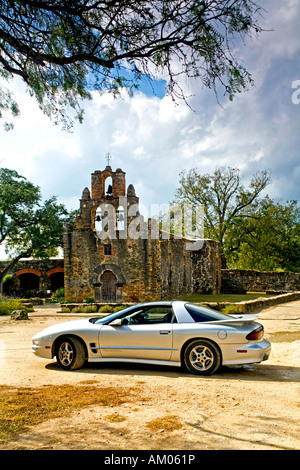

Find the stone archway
[[91, 263, 126, 302], [46, 268, 64, 292], [100, 270, 117, 302], [15, 268, 41, 294]]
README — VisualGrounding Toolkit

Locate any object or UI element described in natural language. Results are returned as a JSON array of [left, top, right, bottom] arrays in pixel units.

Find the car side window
[[185, 304, 229, 322], [126, 306, 175, 325]]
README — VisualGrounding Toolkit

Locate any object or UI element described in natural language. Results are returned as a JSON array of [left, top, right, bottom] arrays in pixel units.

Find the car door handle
[[160, 330, 171, 335]]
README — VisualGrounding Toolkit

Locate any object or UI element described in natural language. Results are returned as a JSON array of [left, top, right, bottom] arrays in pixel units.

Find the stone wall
[[192, 240, 221, 295], [221, 269, 300, 294], [64, 220, 162, 303], [0, 259, 64, 295], [63, 165, 222, 303], [64, 217, 222, 303]]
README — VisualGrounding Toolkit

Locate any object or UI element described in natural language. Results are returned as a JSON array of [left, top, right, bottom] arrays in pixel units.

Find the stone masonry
[[0, 259, 64, 296], [221, 269, 300, 294], [63, 164, 221, 303]]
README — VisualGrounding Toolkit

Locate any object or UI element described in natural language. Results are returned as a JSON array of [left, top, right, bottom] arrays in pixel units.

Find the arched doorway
[[100, 270, 117, 302], [50, 272, 64, 291], [15, 268, 41, 296], [19, 273, 40, 293], [46, 268, 64, 293]]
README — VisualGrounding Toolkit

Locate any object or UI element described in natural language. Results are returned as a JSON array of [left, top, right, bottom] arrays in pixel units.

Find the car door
[[98, 306, 174, 361]]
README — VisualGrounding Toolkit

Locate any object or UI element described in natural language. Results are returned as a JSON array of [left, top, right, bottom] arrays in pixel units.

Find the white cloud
[[0, 0, 299, 214]]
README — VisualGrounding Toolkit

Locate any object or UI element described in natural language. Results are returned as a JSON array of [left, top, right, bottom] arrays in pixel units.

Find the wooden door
[[101, 270, 117, 302]]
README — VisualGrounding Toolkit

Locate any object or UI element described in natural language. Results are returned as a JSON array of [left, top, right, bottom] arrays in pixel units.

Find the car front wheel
[[183, 339, 221, 375], [56, 336, 86, 371]]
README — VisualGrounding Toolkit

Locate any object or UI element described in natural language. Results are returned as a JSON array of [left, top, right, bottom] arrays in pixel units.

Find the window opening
[[104, 244, 112, 256], [116, 205, 125, 230], [95, 207, 102, 231], [105, 176, 113, 197]]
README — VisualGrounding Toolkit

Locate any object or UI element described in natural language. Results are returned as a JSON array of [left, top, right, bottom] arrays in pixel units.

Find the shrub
[[83, 297, 95, 303], [60, 307, 71, 313], [3, 274, 13, 284], [52, 288, 65, 301], [0, 299, 33, 316], [51, 287, 65, 303], [81, 305, 98, 313], [113, 306, 125, 313], [222, 304, 241, 314], [98, 305, 115, 313], [71, 307, 83, 313], [3, 275, 14, 295]]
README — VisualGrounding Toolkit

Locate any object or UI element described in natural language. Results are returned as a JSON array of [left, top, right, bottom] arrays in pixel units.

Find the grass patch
[[106, 413, 127, 423], [146, 415, 182, 432], [221, 304, 242, 314], [0, 383, 139, 444], [176, 293, 272, 303]]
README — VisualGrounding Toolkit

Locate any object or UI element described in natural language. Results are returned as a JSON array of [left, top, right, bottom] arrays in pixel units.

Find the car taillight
[[246, 324, 264, 341]]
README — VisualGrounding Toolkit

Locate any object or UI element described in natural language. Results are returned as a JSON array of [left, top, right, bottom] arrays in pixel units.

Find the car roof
[[138, 301, 173, 306]]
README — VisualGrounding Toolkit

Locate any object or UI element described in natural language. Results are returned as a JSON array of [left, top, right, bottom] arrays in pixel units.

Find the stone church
[[63, 163, 221, 303]]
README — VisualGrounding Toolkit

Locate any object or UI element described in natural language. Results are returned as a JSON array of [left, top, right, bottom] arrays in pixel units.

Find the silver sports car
[[32, 301, 271, 375]]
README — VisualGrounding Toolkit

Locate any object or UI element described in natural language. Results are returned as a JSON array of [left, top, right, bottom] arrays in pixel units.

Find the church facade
[[63, 164, 221, 303]]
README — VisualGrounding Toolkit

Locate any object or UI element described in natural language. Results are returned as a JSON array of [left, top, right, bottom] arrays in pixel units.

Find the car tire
[[56, 336, 86, 371], [183, 339, 221, 375]]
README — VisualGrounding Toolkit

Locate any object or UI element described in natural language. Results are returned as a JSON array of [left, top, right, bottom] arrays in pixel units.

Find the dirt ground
[[0, 300, 299, 451]]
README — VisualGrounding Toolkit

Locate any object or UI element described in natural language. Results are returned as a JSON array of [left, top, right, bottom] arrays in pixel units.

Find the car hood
[[33, 318, 94, 339]]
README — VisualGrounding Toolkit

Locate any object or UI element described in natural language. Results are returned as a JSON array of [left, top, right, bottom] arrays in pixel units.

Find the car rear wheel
[[183, 339, 221, 375], [56, 336, 86, 371]]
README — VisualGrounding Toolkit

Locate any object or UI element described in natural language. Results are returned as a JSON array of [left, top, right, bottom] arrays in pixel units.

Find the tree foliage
[[175, 166, 300, 271], [225, 197, 300, 272], [175, 166, 270, 265], [0, 0, 265, 128], [0, 168, 69, 283]]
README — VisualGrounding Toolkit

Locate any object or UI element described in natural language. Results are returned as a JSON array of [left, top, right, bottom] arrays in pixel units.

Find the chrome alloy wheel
[[56, 336, 86, 370], [189, 344, 214, 371], [58, 341, 74, 367], [184, 339, 221, 375]]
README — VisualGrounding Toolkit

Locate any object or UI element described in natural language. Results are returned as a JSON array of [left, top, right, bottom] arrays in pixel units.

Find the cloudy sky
[[1, 0, 300, 221]]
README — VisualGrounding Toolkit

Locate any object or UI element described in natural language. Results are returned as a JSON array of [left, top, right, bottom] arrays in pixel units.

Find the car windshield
[[185, 303, 231, 322], [94, 305, 138, 324]]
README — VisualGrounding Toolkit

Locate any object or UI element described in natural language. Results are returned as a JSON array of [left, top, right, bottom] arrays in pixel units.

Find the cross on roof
[[105, 152, 112, 166]]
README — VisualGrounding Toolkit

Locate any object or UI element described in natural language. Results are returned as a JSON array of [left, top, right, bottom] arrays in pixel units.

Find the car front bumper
[[32, 338, 53, 359]]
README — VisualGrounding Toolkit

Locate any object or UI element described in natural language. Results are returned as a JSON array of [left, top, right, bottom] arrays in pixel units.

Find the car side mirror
[[110, 319, 123, 326]]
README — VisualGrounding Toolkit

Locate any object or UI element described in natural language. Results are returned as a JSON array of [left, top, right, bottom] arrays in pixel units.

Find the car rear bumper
[[222, 339, 271, 365]]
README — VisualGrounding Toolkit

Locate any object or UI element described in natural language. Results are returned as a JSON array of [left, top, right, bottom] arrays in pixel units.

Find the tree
[[0, 0, 265, 129], [225, 197, 300, 272], [0, 168, 69, 286], [174, 166, 270, 266]]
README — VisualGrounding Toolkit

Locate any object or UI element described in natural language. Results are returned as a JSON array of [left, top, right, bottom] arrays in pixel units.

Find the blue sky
[[0, 0, 299, 221]]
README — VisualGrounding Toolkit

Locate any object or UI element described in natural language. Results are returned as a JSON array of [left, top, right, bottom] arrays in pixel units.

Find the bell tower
[[78, 155, 139, 232], [91, 165, 126, 202]]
